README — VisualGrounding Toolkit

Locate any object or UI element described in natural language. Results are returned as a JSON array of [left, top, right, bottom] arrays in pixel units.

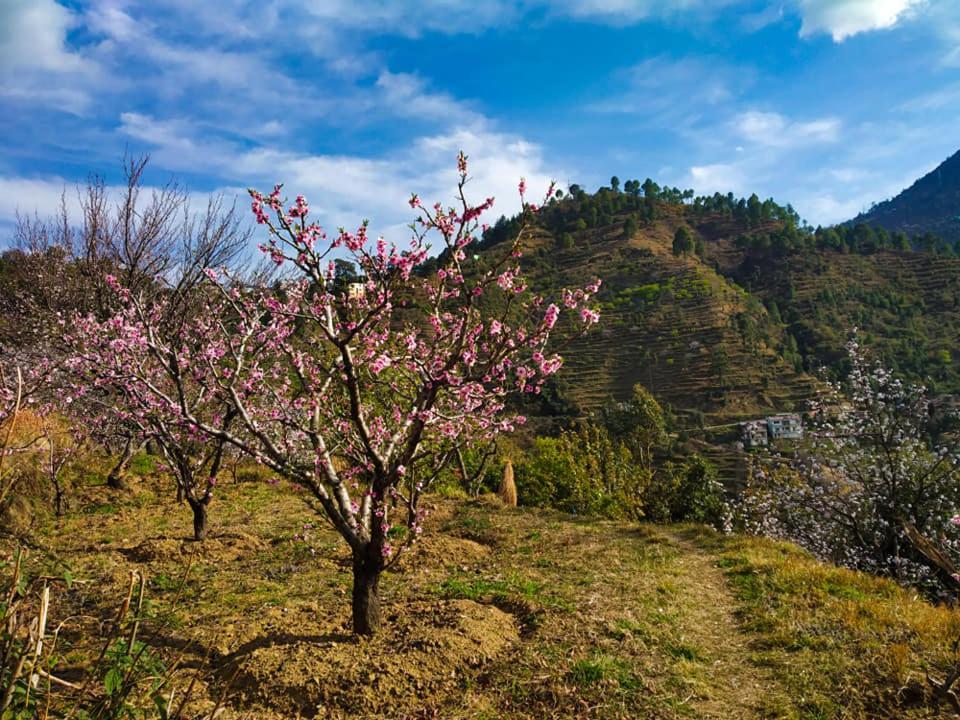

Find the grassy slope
[[7, 466, 960, 719]]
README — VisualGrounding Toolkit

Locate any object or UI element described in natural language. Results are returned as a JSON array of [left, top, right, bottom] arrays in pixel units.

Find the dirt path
[[650, 527, 791, 719]]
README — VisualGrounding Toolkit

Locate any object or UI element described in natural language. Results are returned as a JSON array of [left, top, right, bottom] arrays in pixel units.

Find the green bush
[[514, 425, 646, 519], [512, 419, 727, 529], [644, 455, 728, 528]]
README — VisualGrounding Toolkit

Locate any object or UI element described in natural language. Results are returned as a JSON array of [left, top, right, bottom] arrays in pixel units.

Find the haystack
[[498, 459, 517, 507]]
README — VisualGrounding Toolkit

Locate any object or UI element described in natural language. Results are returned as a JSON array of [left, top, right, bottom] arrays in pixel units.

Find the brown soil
[[231, 599, 518, 718], [120, 530, 265, 563], [396, 534, 491, 573]]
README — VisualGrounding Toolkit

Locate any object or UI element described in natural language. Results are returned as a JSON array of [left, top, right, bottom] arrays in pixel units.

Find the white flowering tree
[[739, 334, 960, 593]]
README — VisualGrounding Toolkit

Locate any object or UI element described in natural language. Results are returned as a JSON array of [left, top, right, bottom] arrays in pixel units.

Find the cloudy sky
[[1, 0, 959, 240]]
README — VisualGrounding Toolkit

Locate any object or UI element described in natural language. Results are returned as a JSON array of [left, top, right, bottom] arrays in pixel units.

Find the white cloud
[[938, 22, 960, 66], [269, 0, 520, 37], [271, 0, 743, 35], [119, 112, 200, 156], [588, 56, 752, 130], [85, 2, 139, 43], [0, 0, 85, 72], [0, 0, 103, 113], [374, 71, 480, 124], [548, 0, 730, 23], [898, 82, 960, 111], [733, 111, 841, 148], [684, 163, 746, 195], [0, 176, 80, 227], [115, 112, 564, 239], [797, 0, 923, 41], [801, 193, 873, 224], [828, 167, 871, 183]]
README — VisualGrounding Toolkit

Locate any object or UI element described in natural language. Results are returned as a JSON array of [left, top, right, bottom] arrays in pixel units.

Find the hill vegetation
[[852, 148, 960, 243], [478, 181, 819, 427], [474, 175, 960, 427]]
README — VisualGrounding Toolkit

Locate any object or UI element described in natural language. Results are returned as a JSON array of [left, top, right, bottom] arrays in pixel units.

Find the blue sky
[[2, 0, 959, 241]]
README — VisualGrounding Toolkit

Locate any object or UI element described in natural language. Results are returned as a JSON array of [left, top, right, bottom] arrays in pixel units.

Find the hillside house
[[347, 282, 366, 300], [767, 413, 803, 440], [740, 420, 769, 448]]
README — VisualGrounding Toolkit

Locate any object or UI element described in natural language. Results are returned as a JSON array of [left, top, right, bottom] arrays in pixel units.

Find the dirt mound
[[397, 535, 491, 572], [120, 531, 265, 563], [120, 538, 181, 562], [0, 495, 35, 536], [231, 599, 518, 718]]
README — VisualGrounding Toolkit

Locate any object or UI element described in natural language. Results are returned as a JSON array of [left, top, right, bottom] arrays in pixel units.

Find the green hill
[[485, 189, 820, 428], [718, 243, 960, 393], [477, 182, 960, 432]]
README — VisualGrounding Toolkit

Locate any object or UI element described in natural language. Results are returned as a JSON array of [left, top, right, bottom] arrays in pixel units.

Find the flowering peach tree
[[71, 156, 600, 634], [65, 277, 239, 540]]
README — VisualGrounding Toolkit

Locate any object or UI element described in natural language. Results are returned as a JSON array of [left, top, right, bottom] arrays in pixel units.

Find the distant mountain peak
[[851, 149, 960, 241]]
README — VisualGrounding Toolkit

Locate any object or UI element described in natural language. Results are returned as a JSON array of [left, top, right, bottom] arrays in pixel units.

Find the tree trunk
[[351, 549, 383, 636], [106, 437, 134, 490], [189, 500, 208, 541]]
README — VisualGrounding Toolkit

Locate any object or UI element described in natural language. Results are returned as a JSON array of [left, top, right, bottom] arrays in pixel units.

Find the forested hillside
[[477, 178, 960, 428]]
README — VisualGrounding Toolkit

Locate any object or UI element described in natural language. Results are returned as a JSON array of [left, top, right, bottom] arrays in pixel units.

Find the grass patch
[[689, 528, 960, 718], [128, 452, 158, 476], [569, 652, 642, 690], [84, 502, 120, 515], [437, 573, 546, 605]]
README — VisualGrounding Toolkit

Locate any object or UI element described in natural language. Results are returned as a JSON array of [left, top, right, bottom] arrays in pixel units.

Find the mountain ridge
[[474, 178, 960, 433], [850, 148, 960, 243]]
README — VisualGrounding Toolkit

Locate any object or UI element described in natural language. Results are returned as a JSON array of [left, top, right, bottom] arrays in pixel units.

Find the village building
[[347, 282, 366, 300], [766, 413, 803, 440], [740, 419, 769, 448]]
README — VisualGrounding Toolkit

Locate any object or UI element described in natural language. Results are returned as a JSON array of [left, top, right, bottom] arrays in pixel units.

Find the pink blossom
[[543, 304, 560, 329], [579, 307, 600, 325], [371, 354, 392, 374]]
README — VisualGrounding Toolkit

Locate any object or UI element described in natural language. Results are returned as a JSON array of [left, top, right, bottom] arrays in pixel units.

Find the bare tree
[[3, 154, 250, 491]]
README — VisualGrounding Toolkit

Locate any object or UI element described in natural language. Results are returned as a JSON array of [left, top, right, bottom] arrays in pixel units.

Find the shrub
[[738, 334, 960, 595], [514, 425, 646, 519], [644, 455, 729, 529]]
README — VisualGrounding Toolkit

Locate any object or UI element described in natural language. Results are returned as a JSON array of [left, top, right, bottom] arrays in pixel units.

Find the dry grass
[[2, 463, 959, 718]]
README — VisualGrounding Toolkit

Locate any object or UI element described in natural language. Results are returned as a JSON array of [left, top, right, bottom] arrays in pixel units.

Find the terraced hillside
[[479, 185, 960, 427], [502, 203, 819, 426], [712, 242, 960, 393]]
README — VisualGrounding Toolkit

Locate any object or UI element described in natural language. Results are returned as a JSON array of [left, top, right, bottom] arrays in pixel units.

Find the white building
[[766, 413, 803, 440], [347, 282, 366, 300]]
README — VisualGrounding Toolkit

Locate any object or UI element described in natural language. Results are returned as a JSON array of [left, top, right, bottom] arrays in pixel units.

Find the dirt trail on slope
[[650, 527, 792, 719]]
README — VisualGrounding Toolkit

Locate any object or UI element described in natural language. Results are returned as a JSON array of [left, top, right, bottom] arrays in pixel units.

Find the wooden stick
[[127, 570, 145, 652], [36, 669, 82, 691], [28, 584, 50, 695]]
